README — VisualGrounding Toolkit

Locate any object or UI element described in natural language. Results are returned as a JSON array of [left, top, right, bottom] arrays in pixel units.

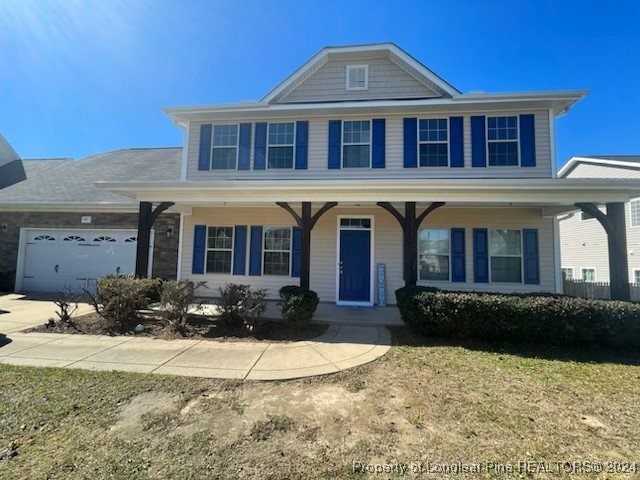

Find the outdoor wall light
[[166, 228, 173, 239]]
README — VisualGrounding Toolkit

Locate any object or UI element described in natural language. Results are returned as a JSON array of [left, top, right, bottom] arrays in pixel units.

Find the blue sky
[[1, 0, 638, 167]]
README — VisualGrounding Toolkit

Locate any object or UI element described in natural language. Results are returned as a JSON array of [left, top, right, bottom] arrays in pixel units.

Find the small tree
[[53, 286, 80, 325], [160, 280, 207, 334]]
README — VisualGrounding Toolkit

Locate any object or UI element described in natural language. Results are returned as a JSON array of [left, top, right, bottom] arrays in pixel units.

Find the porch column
[[135, 201, 174, 278], [575, 202, 630, 301], [377, 201, 445, 286], [277, 201, 338, 290]]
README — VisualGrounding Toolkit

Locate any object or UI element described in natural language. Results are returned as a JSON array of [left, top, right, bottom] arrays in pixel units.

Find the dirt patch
[[110, 392, 180, 434], [26, 312, 327, 343], [580, 414, 607, 430]]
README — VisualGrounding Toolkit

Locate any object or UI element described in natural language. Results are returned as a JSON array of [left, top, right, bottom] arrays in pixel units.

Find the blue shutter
[[403, 118, 417, 168], [254, 123, 267, 170], [238, 123, 251, 170], [249, 226, 263, 276], [232, 225, 247, 275], [451, 228, 466, 282], [471, 116, 486, 168], [192, 225, 206, 274], [473, 228, 489, 283], [295, 121, 308, 170], [291, 227, 302, 277], [519, 114, 536, 167], [328, 120, 341, 169], [523, 228, 540, 284], [372, 118, 386, 169], [449, 117, 464, 168], [198, 124, 212, 171]]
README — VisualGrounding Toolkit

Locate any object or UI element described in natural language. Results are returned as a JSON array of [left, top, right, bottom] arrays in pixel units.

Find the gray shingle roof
[[0, 147, 181, 206]]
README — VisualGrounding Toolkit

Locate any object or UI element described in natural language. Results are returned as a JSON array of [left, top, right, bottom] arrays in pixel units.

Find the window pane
[[212, 148, 237, 169], [419, 118, 448, 142], [206, 250, 232, 273], [635, 270, 640, 285], [562, 268, 574, 280], [418, 228, 450, 255], [340, 218, 371, 229], [268, 123, 294, 145], [268, 146, 293, 169], [419, 144, 448, 167], [264, 252, 290, 276], [488, 116, 517, 142], [582, 269, 595, 282], [491, 257, 521, 282], [212, 124, 238, 147], [264, 227, 291, 251], [419, 255, 449, 281], [343, 121, 370, 143], [207, 226, 233, 249], [488, 141, 518, 166], [489, 230, 521, 256], [630, 199, 640, 228], [343, 145, 370, 168]]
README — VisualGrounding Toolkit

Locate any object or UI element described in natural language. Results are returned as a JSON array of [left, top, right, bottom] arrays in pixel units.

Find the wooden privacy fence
[[562, 278, 640, 301]]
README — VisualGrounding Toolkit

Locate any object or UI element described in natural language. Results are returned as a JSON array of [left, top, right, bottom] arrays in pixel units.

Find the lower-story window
[[634, 269, 640, 285], [562, 267, 574, 280], [206, 226, 233, 273], [582, 268, 596, 282], [263, 227, 291, 276], [489, 229, 522, 282], [418, 228, 450, 281]]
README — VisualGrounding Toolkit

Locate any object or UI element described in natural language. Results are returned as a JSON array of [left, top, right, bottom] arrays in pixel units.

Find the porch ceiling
[[97, 178, 640, 209]]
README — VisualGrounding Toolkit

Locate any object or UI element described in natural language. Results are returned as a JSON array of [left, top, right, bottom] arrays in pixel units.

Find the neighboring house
[[0, 134, 26, 189], [0, 148, 181, 292], [558, 155, 640, 284], [99, 43, 640, 304]]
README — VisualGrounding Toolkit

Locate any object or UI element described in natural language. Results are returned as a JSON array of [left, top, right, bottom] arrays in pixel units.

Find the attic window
[[346, 65, 368, 91]]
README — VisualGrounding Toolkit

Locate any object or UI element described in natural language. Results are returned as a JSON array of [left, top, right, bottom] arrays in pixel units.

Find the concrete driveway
[[0, 294, 391, 380]]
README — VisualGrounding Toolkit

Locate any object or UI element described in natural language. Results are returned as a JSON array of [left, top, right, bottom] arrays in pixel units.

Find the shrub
[[160, 280, 207, 333], [217, 284, 267, 326], [88, 275, 150, 332], [142, 277, 165, 304], [395, 287, 640, 348], [53, 287, 80, 324], [279, 285, 319, 330]]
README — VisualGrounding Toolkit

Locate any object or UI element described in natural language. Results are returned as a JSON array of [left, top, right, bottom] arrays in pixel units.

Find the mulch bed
[[27, 312, 327, 343]]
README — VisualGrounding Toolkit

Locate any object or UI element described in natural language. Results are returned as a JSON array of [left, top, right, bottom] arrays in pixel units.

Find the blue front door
[[339, 229, 371, 302]]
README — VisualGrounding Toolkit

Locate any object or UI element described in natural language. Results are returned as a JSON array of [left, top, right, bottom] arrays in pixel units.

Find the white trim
[[180, 123, 190, 180], [558, 156, 640, 178], [266, 122, 296, 170], [176, 213, 185, 280], [342, 119, 372, 169], [335, 215, 375, 306], [346, 64, 369, 91], [549, 108, 557, 178], [486, 115, 520, 167], [554, 218, 563, 292], [261, 226, 293, 277], [204, 225, 235, 274], [581, 267, 597, 282], [417, 117, 450, 168]]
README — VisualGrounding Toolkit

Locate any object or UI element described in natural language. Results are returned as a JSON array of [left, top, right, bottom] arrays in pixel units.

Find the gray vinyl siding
[[276, 57, 441, 103], [181, 206, 556, 304], [186, 109, 552, 179]]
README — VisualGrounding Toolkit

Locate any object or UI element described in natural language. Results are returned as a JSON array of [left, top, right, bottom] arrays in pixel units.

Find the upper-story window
[[487, 116, 518, 166], [268, 123, 295, 169], [346, 65, 368, 90], [343, 120, 371, 168], [212, 124, 239, 170], [419, 119, 448, 167], [629, 199, 640, 227]]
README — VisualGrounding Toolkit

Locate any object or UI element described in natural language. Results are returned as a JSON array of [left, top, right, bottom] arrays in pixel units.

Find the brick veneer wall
[[0, 211, 180, 291]]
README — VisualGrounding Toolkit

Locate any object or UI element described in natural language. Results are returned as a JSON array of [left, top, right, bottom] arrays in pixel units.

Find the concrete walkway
[[0, 294, 391, 380]]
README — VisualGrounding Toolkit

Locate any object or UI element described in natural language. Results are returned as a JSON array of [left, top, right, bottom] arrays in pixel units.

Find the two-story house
[[96, 43, 640, 303]]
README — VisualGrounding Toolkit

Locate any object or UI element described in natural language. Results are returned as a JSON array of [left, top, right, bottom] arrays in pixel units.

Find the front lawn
[[1, 330, 638, 479]]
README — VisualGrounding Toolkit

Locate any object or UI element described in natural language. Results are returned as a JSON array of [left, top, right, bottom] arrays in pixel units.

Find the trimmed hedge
[[395, 287, 640, 348], [279, 285, 319, 330]]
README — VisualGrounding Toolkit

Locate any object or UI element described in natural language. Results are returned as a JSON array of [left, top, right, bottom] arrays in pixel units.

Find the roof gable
[[559, 156, 640, 178], [263, 43, 460, 104]]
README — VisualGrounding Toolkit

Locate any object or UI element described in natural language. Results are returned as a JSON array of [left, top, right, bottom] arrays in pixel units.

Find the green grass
[[1, 329, 638, 479]]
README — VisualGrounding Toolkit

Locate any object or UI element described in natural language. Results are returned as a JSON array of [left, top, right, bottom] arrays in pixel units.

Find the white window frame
[[417, 227, 451, 282], [486, 116, 520, 167], [417, 118, 450, 168], [262, 226, 293, 277], [561, 267, 574, 280], [629, 198, 640, 228], [581, 267, 597, 282], [633, 269, 640, 285], [205, 225, 234, 275], [210, 123, 240, 171], [342, 119, 372, 169], [346, 64, 369, 91], [488, 229, 523, 284], [266, 122, 296, 170]]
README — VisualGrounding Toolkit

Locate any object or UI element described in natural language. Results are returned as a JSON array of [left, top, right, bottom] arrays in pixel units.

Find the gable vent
[[346, 65, 368, 90]]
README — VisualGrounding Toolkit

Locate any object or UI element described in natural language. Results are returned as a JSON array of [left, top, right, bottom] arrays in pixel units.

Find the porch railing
[[562, 278, 640, 301]]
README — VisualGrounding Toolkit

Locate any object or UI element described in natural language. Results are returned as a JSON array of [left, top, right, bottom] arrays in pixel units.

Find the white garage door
[[19, 229, 151, 293]]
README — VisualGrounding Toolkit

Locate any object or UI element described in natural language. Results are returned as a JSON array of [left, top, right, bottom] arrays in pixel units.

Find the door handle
[[54, 264, 59, 273]]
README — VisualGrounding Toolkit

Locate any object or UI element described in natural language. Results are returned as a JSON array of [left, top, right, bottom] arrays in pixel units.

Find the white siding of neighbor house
[[275, 56, 441, 103], [185, 110, 552, 180], [559, 162, 640, 283], [181, 206, 556, 304]]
